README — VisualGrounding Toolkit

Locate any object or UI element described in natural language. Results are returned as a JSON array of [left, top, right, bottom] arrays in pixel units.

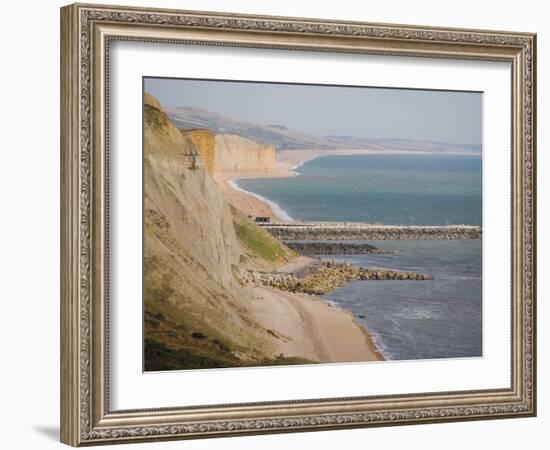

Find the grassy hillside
[[231, 206, 295, 268]]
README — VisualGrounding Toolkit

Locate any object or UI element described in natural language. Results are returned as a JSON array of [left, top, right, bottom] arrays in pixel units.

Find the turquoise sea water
[[237, 154, 482, 225]]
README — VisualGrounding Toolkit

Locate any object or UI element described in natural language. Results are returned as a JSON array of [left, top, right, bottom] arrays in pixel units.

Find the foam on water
[[227, 178, 294, 222]]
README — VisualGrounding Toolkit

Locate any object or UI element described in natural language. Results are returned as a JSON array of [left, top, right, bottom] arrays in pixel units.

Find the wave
[[289, 156, 320, 171], [351, 316, 392, 361], [368, 330, 393, 361], [227, 179, 294, 222]]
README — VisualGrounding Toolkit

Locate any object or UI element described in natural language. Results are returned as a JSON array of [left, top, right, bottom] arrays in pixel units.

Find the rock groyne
[[261, 222, 481, 241], [243, 261, 432, 296]]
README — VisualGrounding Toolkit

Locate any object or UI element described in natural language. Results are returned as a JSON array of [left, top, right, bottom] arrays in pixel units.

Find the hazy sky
[[144, 77, 482, 145]]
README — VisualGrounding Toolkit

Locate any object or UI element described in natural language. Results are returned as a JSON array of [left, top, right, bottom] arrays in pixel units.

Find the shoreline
[[212, 148, 329, 221], [247, 256, 387, 362], [250, 285, 385, 363], [213, 149, 387, 221], [226, 178, 294, 222]]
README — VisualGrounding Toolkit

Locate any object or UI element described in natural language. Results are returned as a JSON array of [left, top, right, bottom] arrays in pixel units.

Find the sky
[[144, 77, 482, 146]]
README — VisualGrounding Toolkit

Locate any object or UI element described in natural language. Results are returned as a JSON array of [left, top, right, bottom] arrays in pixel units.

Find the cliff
[[144, 96, 268, 369], [181, 129, 275, 175], [214, 134, 275, 172], [143, 94, 295, 370], [178, 129, 215, 174]]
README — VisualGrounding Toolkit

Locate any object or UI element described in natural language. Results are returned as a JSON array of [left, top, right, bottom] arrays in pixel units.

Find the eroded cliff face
[[143, 94, 274, 369], [179, 129, 216, 174], [213, 134, 275, 172], [180, 129, 275, 175]]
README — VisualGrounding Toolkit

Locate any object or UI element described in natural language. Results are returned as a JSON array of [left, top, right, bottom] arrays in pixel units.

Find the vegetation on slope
[[231, 206, 295, 267], [144, 339, 312, 371]]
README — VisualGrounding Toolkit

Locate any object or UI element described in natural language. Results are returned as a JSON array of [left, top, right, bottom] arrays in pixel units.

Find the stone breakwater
[[284, 241, 383, 255], [242, 261, 432, 296], [260, 222, 482, 241]]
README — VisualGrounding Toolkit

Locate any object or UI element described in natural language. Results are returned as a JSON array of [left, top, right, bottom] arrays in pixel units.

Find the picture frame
[[60, 2, 536, 446]]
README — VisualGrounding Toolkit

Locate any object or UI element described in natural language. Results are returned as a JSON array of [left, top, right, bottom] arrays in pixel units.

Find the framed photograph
[[60, 3, 536, 446]]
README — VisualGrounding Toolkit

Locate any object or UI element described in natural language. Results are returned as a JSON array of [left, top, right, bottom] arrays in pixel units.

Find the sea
[[237, 153, 482, 225], [235, 154, 483, 361], [321, 239, 482, 360]]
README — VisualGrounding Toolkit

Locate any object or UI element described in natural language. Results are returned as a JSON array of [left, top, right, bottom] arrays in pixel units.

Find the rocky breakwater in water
[[262, 223, 482, 241], [284, 241, 384, 255], [243, 261, 433, 296]]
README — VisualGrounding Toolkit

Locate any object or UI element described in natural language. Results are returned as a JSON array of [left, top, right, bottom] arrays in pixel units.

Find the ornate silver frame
[[60, 3, 536, 446]]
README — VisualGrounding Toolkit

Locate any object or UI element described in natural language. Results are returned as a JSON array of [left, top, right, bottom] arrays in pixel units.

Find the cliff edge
[[144, 95, 283, 369]]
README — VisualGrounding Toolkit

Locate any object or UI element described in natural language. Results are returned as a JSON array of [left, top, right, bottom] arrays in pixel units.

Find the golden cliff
[[143, 93, 296, 370], [181, 128, 275, 175]]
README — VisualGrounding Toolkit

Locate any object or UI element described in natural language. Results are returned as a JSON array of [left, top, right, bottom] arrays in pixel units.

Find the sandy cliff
[[181, 128, 275, 175], [178, 129, 216, 174], [144, 94, 278, 369], [214, 134, 275, 172]]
